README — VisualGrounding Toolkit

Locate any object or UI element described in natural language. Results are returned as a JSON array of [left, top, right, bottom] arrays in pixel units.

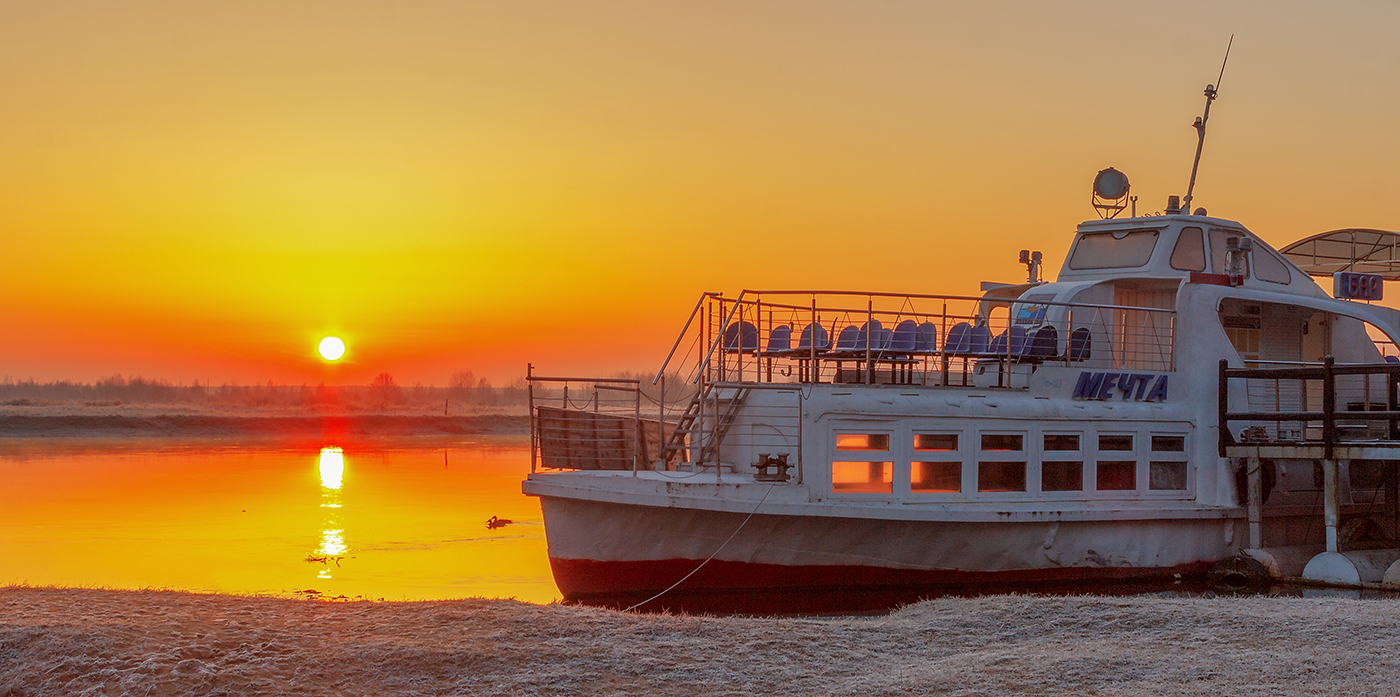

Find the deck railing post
[[658, 374, 666, 471], [633, 383, 640, 475], [1323, 355, 1336, 460], [1247, 456, 1262, 549], [810, 297, 818, 384], [1218, 359, 1230, 457], [528, 364, 536, 474], [1324, 458, 1340, 553], [866, 298, 873, 385]]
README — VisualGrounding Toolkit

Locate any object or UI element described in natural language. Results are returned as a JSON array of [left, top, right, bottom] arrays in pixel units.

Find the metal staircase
[[661, 384, 751, 465]]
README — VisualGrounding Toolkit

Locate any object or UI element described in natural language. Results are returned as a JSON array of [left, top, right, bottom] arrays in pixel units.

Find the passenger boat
[[522, 79, 1400, 612]]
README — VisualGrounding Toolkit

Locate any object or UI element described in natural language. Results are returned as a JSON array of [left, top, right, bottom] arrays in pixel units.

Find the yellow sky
[[3, 2, 1399, 384]]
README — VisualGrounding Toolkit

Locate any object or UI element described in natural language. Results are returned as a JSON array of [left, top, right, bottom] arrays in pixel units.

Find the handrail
[[738, 289, 1178, 315], [1219, 355, 1400, 460], [652, 292, 717, 385], [692, 291, 750, 384], [663, 287, 1181, 386]]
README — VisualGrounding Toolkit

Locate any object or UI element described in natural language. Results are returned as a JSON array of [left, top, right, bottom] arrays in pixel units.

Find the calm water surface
[[0, 439, 558, 603]]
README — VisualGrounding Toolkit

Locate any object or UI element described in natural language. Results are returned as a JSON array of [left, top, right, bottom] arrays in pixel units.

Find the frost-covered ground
[[2, 587, 1397, 696]]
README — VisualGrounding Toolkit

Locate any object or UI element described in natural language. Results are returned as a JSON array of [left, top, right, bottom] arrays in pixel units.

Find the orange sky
[[3, 2, 1400, 384]]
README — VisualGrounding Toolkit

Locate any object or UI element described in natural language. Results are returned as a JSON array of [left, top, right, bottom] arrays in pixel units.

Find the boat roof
[[1054, 212, 1324, 298], [1278, 228, 1400, 280]]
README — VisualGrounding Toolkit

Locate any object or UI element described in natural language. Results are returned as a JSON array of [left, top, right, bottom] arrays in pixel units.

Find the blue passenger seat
[[722, 321, 759, 352], [1029, 325, 1058, 358], [1068, 327, 1092, 361], [763, 325, 792, 356], [915, 322, 938, 354]]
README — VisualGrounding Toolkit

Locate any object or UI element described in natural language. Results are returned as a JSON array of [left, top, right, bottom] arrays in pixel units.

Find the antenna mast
[[1183, 35, 1233, 213]]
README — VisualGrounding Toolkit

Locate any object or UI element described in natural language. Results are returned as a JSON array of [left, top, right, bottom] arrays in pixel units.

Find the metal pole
[[633, 383, 640, 475], [810, 296, 818, 384], [658, 374, 666, 471], [1324, 355, 1336, 461], [528, 363, 536, 474], [714, 381, 722, 484], [1324, 458, 1340, 553], [866, 297, 873, 384], [1247, 456, 1262, 549]]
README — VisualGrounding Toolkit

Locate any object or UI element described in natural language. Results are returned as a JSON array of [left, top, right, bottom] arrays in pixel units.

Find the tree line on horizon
[[0, 369, 693, 412]]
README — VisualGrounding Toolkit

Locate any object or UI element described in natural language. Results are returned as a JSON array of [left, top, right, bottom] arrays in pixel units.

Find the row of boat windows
[[835, 433, 1186, 453], [829, 431, 1190, 495]]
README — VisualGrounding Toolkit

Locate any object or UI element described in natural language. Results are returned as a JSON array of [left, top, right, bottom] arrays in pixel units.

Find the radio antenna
[[1182, 34, 1233, 214]]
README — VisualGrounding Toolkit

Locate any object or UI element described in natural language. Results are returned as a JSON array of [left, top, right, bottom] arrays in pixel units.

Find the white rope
[[624, 481, 777, 612]]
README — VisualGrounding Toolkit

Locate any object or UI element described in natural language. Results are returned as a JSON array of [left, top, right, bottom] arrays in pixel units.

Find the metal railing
[[654, 290, 1177, 389], [1219, 356, 1400, 459], [527, 369, 702, 473]]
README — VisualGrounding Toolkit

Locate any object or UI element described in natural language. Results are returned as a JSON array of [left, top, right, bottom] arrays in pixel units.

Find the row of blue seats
[[722, 320, 1092, 360]]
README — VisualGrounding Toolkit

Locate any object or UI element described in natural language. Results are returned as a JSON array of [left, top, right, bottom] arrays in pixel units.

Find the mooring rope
[[624, 481, 777, 612]]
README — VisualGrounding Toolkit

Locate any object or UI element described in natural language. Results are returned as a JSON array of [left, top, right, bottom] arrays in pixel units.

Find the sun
[[318, 336, 346, 361]]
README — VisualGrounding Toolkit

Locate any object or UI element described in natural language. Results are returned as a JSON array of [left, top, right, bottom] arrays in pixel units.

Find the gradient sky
[[3, 2, 1399, 385]]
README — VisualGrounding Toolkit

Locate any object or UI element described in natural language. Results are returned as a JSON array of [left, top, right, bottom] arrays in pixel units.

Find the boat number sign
[[1072, 372, 1168, 402]]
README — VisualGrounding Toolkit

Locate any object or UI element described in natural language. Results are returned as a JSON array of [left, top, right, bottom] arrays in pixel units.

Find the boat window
[[1209, 229, 1250, 278], [981, 434, 1023, 451], [1096, 461, 1136, 491], [1098, 434, 1134, 451], [836, 434, 889, 451], [1169, 227, 1206, 271], [1149, 462, 1187, 490], [1151, 435, 1185, 452], [1068, 230, 1160, 270], [915, 434, 958, 451], [831, 462, 892, 493], [978, 462, 1026, 492], [1043, 434, 1079, 451], [1253, 248, 1292, 284], [1042, 461, 1084, 491], [912, 462, 961, 493]]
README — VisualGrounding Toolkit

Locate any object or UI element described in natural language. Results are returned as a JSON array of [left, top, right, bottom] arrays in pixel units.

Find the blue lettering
[[1073, 372, 1103, 400], [1133, 373, 1152, 400], [1118, 373, 1136, 400], [1145, 375, 1169, 402], [1097, 373, 1119, 400]]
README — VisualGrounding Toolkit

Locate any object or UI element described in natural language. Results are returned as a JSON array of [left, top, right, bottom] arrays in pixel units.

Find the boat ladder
[[661, 384, 751, 465]]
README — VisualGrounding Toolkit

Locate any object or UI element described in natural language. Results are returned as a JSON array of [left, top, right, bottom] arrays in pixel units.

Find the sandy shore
[[2, 587, 1398, 696]]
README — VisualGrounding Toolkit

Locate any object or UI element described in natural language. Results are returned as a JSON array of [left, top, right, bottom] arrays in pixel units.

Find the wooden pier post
[[1247, 457, 1262, 549]]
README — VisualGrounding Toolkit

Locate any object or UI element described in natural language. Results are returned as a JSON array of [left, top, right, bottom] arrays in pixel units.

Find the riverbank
[[2, 587, 1397, 696], [0, 413, 528, 441]]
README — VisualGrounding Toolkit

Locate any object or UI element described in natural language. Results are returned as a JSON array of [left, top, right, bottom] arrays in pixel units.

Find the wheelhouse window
[[1209, 229, 1251, 278], [1169, 227, 1206, 271], [1068, 230, 1159, 270], [1253, 248, 1292, 284]]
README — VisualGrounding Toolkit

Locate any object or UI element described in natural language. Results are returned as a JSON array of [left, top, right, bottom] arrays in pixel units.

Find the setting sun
[[318, 337, 346, 361]]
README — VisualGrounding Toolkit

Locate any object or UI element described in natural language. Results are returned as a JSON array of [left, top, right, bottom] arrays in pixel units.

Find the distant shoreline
[[0, 413, 529, 441]]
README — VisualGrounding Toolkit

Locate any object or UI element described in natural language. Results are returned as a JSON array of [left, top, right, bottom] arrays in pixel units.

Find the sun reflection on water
[[319, 447, 344, 490], [316, 447, 347, 579]]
